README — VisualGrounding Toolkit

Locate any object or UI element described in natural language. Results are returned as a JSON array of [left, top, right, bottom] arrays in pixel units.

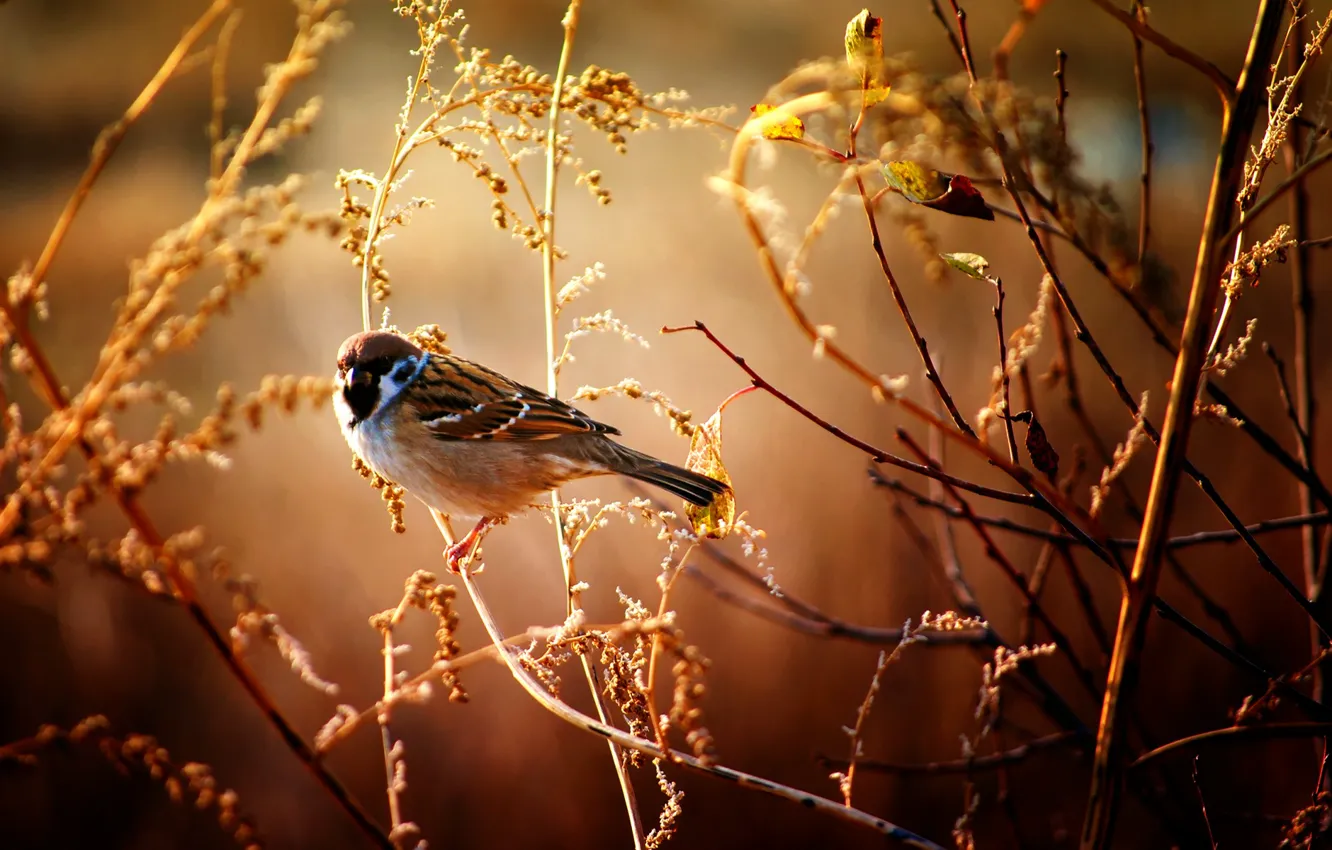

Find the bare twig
[[819, 731, 1082, 777], [1081, 4, 1285, 845], [1083, 0, 1233, 100], [1131, 723, 1332, 772], [449, 531, 951, 850]]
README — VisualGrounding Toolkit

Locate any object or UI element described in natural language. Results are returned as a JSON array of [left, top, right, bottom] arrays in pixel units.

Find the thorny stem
[[537, 3, 646, 846], [451, 539, 951, 850], [1080, 3, 1285, 846], [0, 7, 393, 848]]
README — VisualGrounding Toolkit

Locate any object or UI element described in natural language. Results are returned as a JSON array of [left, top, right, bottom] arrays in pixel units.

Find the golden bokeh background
[[1, 0, 1327, 847]]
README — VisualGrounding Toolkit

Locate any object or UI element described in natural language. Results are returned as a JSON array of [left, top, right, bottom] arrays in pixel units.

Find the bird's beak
[[346, 367, 372, 388]]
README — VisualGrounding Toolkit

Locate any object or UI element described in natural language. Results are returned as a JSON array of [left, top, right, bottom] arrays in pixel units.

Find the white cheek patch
[[373, 355, 425, 415]]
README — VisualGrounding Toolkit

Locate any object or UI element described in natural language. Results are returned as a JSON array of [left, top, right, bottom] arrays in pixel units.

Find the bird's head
[[334, 331, 426, 425]]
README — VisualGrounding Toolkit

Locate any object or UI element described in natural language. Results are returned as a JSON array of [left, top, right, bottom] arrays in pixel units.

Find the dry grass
[[5, 0, 1332, 848]]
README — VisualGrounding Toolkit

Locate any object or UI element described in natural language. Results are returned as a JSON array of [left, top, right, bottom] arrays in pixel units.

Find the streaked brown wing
[[415, 355, 619, 441]]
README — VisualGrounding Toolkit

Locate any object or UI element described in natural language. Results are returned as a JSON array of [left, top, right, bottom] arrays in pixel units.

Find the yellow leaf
[[863, 85, 891, 107], [684, 410, 735, 540], [881, 160, 949, 204], [845, 9, 884, 85], [939, 252, 992, 281], [749, 103, 805, 142], [846, 9, 890, 108]]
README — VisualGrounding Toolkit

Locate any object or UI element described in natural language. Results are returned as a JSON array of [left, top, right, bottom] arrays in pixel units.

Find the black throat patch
[[343, 380, 380, 423]]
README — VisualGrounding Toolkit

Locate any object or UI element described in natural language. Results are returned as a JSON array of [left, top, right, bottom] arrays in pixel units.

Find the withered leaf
[[684, 407, 737, 540], [1011, 410, 1059, 480], [881, 162, 994, 221]]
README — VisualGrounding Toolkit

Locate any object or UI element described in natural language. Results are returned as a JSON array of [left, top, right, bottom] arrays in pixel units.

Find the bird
[[333, 330, 728, 571]]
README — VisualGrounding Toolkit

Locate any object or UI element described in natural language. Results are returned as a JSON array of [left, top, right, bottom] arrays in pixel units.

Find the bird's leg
[[444, 516, 500, 574]]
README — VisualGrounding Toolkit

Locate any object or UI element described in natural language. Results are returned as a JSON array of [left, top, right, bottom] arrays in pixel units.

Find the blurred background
[[2, 0, 1329, 847]]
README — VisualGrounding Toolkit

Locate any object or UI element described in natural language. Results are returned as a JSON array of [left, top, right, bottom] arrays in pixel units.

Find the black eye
[[392, 363, 414, 383]]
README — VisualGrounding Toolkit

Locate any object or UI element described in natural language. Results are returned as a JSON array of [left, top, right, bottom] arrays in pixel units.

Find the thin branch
[[1130, 0, 1153, 266], [0, 8, 391, 847], [1083, 0, 1233, 101], [450, 535, 951, 850], [898, 431, 1104, 703], [662, 322, 1035, 506], [539, 4, 645, 844], [22, 0, 233, 309], [855, 175, 973, 436], [1081, 4, 1285, 846], [1130, 723, 1332, 772], [873, 474, 1331, 550], [819, 731, 1082, 777]]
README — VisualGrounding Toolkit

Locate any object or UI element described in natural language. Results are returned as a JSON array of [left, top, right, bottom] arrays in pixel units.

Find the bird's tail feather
[[620, 456, 728, 507]]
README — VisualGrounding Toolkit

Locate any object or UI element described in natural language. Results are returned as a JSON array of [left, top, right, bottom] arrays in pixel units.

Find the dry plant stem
[[683, 562, 989, 647], [1083, 0, 1233, 101], [928, 0, 966, 68], [1129, 722, 1332, 773], [926, 421, 982, 619], [853, 174, 972, 436], [719, 98, 1100, 532], [538, 3, 644, 844], [991, 0, 1045, 79], [1080, 3, 1285, 846], [1204, 9, 1332, 376], [0, 8, 391, 848], [319, 637, 525, 753], [23, 0, 234, 302], [897, 431, 1103, 702], [873, 474, 1331, 550], [1193, 757, 1217, 850], [887, 476, 1089, 735], [357, 11, 440, 331], [1224, 145, 1332, 245], [997, 89, 1326, 638], [379, 594, 414, 845], [821, 731, 1081, 777], [992, 278, 1019, 463], [840, 650, 892, 807], [1283, 19, 1327, 715], [645, 548, 693, 758], [661, 322, 1102, 553], [1130, 0, 1152, 265], [209, 10, 243, 182], [450, 538, 950, 850]]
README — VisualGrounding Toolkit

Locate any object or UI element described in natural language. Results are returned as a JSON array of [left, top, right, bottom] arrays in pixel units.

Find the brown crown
[[336, 331, 424, 372]]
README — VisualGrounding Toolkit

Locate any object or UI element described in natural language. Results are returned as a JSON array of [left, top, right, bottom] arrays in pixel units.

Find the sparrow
[[333, 330, 728, 571]]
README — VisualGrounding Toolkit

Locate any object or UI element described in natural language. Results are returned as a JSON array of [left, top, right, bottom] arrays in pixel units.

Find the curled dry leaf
[[749, 104, 806, 141], [881, 162, 994, 221], [684, 388, 752, 539], [1010, 410, 1059, 480]]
